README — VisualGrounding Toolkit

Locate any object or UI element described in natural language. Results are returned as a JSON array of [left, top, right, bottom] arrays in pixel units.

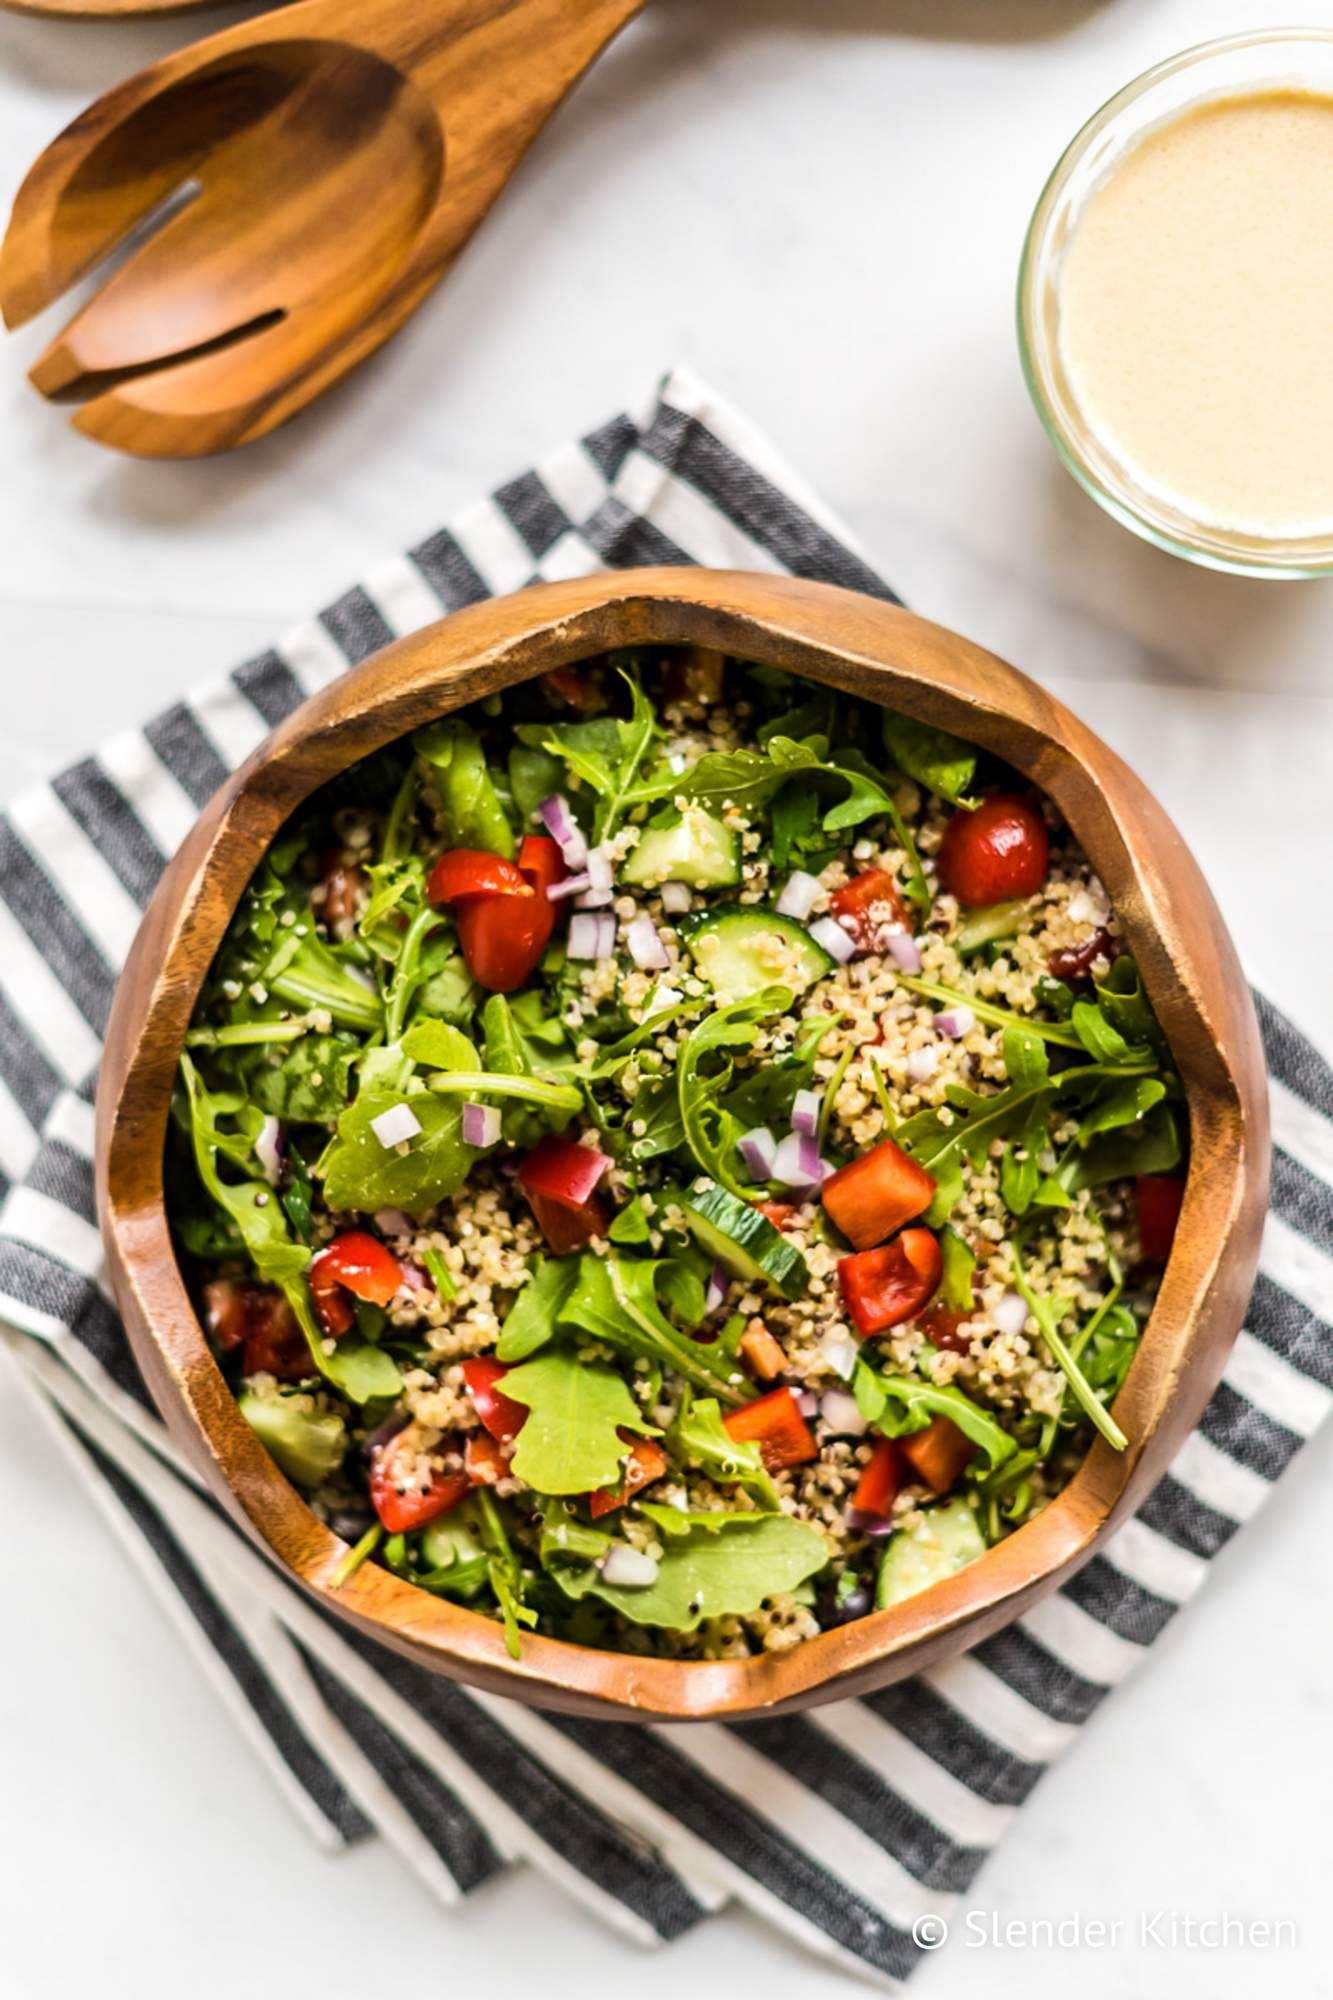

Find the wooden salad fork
[[0, 0, 646, 456]]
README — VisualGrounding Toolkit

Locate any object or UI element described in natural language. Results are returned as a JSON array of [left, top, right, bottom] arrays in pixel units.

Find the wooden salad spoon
[[0, 0, 646, 455]]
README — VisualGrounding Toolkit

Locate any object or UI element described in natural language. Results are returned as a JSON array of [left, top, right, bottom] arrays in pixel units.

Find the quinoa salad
[[171, 647, 1186, 1660]]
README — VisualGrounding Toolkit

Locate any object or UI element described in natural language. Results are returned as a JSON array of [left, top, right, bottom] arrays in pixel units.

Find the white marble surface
[[1, 0, 1330, 1994]]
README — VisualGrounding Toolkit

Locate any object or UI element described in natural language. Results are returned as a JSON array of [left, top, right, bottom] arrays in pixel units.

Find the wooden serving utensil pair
[[0, 0, 646, 455]]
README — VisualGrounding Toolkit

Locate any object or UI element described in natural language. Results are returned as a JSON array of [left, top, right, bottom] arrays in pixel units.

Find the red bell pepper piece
[[518, 1136, 612, 1251], [587, 1435, 669, 1519], [838, 1229, 943, 1337], [899, 1416, 974, 1495], [723, 1386, 818, 1472], [850, 1436, 903, 1523], [938, 794, 1049, 907], [822, 1137, 936, 1250], [427, 850, 528, 907], [830, 868, 912, 950], [753, 1200, 798, 1232], [368, 1427, 471, 1533], [1135, 1174, 1185, 1264], [309, 1230, 404, 1337], [460, 1357, 528, 1444], [463, 1430, 510, 1488]]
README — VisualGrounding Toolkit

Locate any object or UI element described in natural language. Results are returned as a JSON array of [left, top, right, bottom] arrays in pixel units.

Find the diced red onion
[[369, 1102, 422, 1149], [820, 1388, 868, 1436], [659, 881, 692, 914], [644, 982, 682, 1018], [936, 1004, 975, 1039], [773, 1129, 824, 1192], [993, 1290, 1029, 1338], [538, 794, 588, 869], [739, 1126, 777, 1181], [790, 1087, 821, 1138], [600, 1544, 659, 1588], [567, 912, 616, 960], [776, 870, 822, 921], [575, 846, 615, 909], [885, 927, 922, 974], [546, 871, 591, 901], [809, 916, 855, 965], [845, 1507, 895, 1540], [818, 1328, 860, 1379], [253, 1114, 283, 1187], [373, 1207, 414, 1236], [625, 915, 670, 971], [462, 1101, 501, 1148], [794, 1388, 820, 1419], [705, 1262, 729, 1313], [399, 1259, 433, 1295], [906, 1045, 939, 1085]]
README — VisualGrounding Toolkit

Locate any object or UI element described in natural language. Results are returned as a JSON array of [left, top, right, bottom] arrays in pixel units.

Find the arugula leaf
[[552, 1511, 828, 1630], [1067, 1104, 1181, 1190], [659, 734, 823, 815], [472, 1489, 537, 1659], [414, 716, 515, 858], [676, 986, 793, 1198], [898, 975, 1085, 1049], [667, 1391, 779, 1506], [881, 711, 979, 808], [608, 1196, 651, 1245], [558, 1253, 746, 1403], [1070, 999, 1147, 1066], [480, 994, 578, 1146], [178, 1056, 311, 1290], [851, 1360, 1016, 1471], [898, 1031, 1055, 1224], [496, 1255, 578, 1362], [403, 1016, 582, 1119], [517, 667, 657, 841], [318, 1339, 404, 1404], [320, 1088, 479, 1219], [1010, 1243, 1128, 1451], [240, 1035, 357, 1125], [508, 742, 564, 828], [1095, 956, 1164, 1049], [498, 1348, 655, 1495], [266, 927, 385, 1034], [1076, 1075, 1167, 1143]]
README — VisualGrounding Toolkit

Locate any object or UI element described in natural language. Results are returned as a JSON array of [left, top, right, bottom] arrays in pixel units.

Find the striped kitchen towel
[[2, 366, 1331, 1987]]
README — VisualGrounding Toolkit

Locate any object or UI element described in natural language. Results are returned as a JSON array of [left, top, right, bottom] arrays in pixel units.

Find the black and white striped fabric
[[3, 368, 1331, 1987]]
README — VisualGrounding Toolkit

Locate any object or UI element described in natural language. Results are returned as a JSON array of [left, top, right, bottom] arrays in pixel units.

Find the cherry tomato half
[[938, 794, 1049, 908], [309, 1231, 404, 1338], [829, 868, 912, 950]]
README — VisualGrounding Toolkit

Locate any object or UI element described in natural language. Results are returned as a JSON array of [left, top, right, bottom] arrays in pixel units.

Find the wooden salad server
[[0, 0, 646, 455]]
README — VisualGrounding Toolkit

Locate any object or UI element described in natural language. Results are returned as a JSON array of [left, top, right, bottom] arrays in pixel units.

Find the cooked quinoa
[[171, 647, 1183, 1659]]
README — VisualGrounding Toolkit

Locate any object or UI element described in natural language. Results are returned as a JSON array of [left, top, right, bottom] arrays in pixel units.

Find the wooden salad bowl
[[96, 569, 1270, 1721]]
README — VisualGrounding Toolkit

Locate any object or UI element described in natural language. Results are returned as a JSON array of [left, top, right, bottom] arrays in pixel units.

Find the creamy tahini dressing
[[1058, 90, 1333, 535]]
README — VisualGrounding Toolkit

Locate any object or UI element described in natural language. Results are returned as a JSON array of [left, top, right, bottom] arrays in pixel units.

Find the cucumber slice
[[956, 899, 1027, 956], [684, 906, 833, 1002], [623, 808, 741, 890], [682, 1185, 810, 1300], [874, 1496, 986, 1609]]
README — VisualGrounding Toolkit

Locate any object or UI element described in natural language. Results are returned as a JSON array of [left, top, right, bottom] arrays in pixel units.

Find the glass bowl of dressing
[[1018, 29, 1333, 577]]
